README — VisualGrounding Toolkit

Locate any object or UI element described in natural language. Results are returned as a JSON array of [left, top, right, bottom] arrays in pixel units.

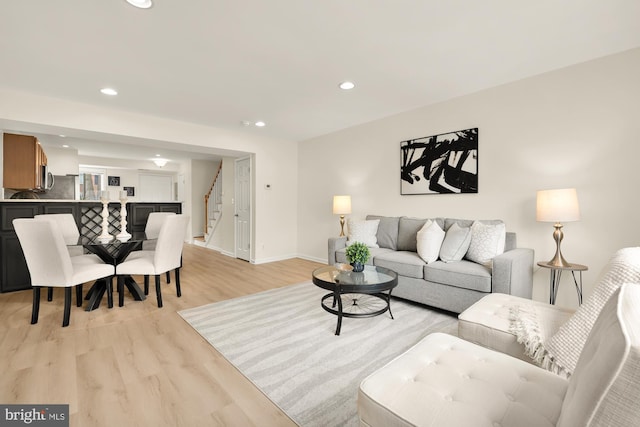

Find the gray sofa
[[328, 215, 534, 313]]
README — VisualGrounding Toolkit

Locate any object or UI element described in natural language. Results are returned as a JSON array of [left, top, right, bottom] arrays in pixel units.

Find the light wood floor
[[0, 243, 324, 426]]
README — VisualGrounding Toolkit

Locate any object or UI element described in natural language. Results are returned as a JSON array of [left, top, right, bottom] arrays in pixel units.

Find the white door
[[235, 157, 251, 261]]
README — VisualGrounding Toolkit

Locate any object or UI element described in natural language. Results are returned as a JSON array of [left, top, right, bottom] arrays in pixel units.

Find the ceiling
[[1, 1, 640, 160]]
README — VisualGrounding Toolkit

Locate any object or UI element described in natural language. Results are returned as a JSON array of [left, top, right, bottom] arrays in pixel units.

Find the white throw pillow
[[416, 220, 445, 264], [465, 221, 506, 265], [347, 219, 380, 248], [439, 223, 472, 262]]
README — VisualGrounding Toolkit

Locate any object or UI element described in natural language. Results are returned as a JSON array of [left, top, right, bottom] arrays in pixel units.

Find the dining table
[[80, 232, 147, 311]]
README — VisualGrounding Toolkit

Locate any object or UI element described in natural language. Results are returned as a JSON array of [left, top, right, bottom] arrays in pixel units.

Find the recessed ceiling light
[[100, 87, 118, 96], [62, 144, 69, 148], [339, 81, 355, 90], [126, 0, 153, 9], [59, 134, 66, 138], [155, 154, 161, 157], [255, 121, 266, 127]]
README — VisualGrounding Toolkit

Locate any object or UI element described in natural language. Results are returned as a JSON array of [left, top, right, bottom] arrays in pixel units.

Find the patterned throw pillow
[[465, 221, 506, 265], [347, 219, 380, 248], [439, 223, 472, 262], [416, 220, 446, 264]]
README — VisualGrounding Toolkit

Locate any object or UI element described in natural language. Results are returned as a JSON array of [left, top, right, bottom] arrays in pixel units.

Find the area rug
[[178, 282, 457, 426]]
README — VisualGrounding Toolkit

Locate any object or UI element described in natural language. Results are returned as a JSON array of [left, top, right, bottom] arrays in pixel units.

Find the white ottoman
[[457, 293, 574, 362], [358, 332, 567, 427]]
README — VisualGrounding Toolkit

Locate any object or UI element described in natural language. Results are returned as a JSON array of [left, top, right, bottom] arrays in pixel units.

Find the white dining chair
[[13, 218, 115, 327], [34, 213, 82, 254], [34, 213, 86, 301], [116, 215, 190, 308], [143, 211, 177, 283]]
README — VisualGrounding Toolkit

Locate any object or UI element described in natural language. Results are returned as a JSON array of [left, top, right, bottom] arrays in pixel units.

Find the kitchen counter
[[0, 199, 182, 203], [0, 200, 182, 293]]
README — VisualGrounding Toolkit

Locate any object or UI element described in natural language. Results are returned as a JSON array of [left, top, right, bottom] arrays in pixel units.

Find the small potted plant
[[345, 241, 370, 272]]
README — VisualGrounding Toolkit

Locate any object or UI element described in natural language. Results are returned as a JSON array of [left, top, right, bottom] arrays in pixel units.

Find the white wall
[[297, 47, 640, 309], [45, 146, 79, 175], [0, 89, 299, 263]]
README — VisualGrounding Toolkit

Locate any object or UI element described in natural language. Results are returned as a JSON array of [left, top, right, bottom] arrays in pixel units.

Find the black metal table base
[[321, 291, 394, 335], [84, 275, 145, 311]]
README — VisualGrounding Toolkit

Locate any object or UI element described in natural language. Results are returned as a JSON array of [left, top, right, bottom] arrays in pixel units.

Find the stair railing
[[204, 163, 223, 235]]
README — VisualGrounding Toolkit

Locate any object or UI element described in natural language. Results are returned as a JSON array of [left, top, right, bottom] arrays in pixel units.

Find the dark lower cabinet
[[0, 201, 182, 292], [129, 203, 182, 233], [0, 234, 31, 292]]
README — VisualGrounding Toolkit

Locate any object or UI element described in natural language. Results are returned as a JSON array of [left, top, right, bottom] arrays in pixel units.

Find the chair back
[[145, 212, 176, 239], [34, 213, 80, 245], [13, 218, 74, 287], [557, 283, 640, 427], [154, 215, 190, 273]]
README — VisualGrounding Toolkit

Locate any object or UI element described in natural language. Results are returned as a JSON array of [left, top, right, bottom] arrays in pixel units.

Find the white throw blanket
[[510, 247, 640, 377]]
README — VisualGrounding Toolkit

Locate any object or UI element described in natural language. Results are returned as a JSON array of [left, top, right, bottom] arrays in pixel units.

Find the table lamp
[[536, 188, 580, 267], [332, 195, 351, 237]]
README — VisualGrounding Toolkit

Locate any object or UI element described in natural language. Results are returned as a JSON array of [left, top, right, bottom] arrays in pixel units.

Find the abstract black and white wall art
[[400, 128, 478, 195]]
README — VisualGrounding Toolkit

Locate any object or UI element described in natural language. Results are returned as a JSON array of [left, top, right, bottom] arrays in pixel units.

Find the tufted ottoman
[[358, 332, 567, 427], [457, 293, 574, 362], [358, 284, 640, 427]]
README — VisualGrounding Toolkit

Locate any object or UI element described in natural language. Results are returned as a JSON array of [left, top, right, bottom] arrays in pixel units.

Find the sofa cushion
[[358, 332, 568, 427], [397, 217, 444, 252], [374, 251, 425, 279], [439, 223, 472, 262], [336, 247, 394, 265], [366, 215, 400, 250], [347, 219, 380, 247], [444, 218, 505, 230], [466, 221, 506, 265], [425, 260, 492, 292], [416, 220, 445, 264]]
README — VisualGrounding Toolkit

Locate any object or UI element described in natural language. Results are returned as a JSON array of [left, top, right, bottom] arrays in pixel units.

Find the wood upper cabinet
[[3, 133, 48, 191]]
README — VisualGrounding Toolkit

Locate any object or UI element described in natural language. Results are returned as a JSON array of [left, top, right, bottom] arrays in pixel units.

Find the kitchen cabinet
[[0, 203, 40, 292], [2, 133, 48, 190], [129, 202, 183, 233]]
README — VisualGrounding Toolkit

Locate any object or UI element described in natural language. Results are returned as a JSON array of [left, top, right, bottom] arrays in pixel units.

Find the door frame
[[234, 156, 252, 261]]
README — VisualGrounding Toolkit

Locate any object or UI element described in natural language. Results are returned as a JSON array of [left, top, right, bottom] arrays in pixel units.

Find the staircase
[[199, 163, 223, 247]]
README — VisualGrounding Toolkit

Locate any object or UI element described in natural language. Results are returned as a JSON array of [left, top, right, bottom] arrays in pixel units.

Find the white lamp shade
[[332, 195, 352, 215], [536, 188, 580, 222]]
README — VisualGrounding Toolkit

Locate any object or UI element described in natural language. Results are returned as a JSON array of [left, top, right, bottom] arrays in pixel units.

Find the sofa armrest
[[492, 248, 534, 298], [328, 236, 348, 265]]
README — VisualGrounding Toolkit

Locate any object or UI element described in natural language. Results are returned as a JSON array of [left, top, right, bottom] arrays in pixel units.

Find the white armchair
[[358, 283, 640, 427], [458, 247, 640, 376]]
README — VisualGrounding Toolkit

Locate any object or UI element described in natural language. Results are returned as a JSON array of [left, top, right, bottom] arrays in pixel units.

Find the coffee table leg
[[387, 290, 394, 320], [334, 290, 343, 336]]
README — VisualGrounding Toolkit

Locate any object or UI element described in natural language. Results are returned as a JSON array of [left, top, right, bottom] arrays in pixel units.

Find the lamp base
[[339, 215, 346, 237], [547, 223, 572, 268]]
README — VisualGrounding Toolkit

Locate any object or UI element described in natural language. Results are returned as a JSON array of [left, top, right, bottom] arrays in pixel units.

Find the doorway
[[235, 157, 251, 261]]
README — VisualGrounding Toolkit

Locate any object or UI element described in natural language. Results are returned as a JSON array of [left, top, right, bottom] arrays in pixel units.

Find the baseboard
[[190, 244, 328, 266], [296, 254, 327, 264]]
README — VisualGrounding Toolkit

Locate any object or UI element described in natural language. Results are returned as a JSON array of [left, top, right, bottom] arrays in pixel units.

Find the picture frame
[[123, 186, 135, 197], [108, 176, 120, 186], [400, 127, 478, 195]]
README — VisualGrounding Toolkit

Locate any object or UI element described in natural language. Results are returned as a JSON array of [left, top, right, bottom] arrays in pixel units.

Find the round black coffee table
[[312, 264, 398, 335]]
